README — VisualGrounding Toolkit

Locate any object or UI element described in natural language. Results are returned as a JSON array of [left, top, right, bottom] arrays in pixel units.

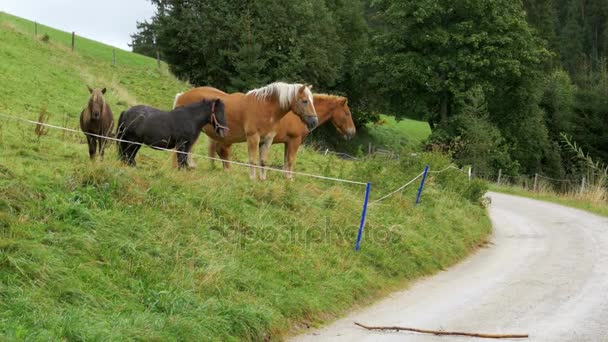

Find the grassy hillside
[[0, 12, 490, 341], [364, 115, 431, 149]]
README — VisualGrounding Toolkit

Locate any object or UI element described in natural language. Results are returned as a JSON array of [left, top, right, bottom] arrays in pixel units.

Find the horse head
[[330, 97, 356, 140], [291, 84, 318, 130], [87, 86, 107, 120], [210, 99, 228, 138]]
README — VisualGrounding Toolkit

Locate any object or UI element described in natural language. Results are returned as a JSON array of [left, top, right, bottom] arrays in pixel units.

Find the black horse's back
[[115, 100, 226, 169]]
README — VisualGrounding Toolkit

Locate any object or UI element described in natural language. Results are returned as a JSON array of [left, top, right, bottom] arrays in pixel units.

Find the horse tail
[[172, 92, 184, 109], [116, 111, 126, 138]]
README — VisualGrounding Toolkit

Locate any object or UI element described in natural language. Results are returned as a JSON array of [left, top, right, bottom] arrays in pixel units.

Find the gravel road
[[292, 192, 608, 341]]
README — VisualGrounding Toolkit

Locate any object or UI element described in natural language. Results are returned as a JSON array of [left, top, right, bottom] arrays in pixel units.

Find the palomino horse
[[117, 99, 227, 168], [210, 94, 356, 178], [174, 82, 318, 180], [80, 86, 114, 160]]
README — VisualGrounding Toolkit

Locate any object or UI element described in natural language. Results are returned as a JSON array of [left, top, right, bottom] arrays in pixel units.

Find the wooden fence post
[[497, 169, 502, 185], [156, 50, 161, 68], [468, 166, 472, 182], [368, 142, 372, 156], [34, 22, 37, 36], [533, 173, 538, 192], [71, 32, 75, 51], [112, 49, 116, 66], [580, 177, 586, 195]]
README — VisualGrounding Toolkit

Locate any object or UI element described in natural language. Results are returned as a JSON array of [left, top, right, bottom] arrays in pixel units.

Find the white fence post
[[497, 169, 502, 185], [468, 166, 472, 182], [533, 173, 538, 192], [580, 176, 586, 195]]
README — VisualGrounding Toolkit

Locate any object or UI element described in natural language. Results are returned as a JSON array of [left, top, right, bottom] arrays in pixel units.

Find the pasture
[[0, 12, 489, 340]]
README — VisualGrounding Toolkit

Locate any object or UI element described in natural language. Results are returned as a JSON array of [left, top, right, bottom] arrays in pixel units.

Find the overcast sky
[[1, 0, 155, 50]]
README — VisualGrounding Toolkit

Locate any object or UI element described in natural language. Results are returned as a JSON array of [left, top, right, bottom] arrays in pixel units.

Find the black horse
[[117, 99, 228, 168]]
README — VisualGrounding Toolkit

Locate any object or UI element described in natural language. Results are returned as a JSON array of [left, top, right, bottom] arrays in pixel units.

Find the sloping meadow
[[0, 12, 490, 341]]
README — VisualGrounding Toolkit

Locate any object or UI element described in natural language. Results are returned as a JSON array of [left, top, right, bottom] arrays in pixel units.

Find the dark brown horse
[[80, 86, 114, 160], [209, 94, 356, 178], [117, 99, 227, 168], [173, 82, 318, 180]]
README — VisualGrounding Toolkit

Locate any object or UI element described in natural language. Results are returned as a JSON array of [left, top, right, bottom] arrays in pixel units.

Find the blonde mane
[[173, 92, 184, 109], [313, 94, 346, 102], [247, 82, 313, 110]]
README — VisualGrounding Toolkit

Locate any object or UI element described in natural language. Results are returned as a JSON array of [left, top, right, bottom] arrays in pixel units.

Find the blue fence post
[[355, 182, 372, 252], [415, 165, 430, 205]]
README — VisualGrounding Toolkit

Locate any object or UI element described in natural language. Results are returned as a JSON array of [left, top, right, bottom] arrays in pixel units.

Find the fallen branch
[[355, 322, 528, 339]]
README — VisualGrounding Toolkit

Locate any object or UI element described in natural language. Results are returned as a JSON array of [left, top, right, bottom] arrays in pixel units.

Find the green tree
[[138, 0, 349, 92], [366, 0, 547, 126], [129, 21, 158, 59]]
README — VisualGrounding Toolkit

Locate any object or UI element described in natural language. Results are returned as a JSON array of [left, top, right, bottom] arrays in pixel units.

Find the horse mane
[[246, 82, 313, 110], [173, 92, 184, 109], [82, 89, 106, 123], [313, 94, 346, 103]]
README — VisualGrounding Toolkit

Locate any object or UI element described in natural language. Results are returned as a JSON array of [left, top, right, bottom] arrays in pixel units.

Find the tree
[[365, 0, 548, 126], [129, 21, 158, 59]]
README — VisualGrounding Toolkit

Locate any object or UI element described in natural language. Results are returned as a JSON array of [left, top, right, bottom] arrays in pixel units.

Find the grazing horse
[[80, 86, 114, 160], [210, 94, 356, 178], [174, 82, 318, 180], [116, 99, 227, 168]]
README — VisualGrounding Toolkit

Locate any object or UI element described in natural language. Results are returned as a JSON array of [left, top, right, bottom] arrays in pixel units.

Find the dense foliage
[[131, 0, 608, 177]]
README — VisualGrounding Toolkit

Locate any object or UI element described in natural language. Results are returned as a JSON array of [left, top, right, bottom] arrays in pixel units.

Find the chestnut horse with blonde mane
[[210, 94, 356, 178], [173, 82, 317, 180]]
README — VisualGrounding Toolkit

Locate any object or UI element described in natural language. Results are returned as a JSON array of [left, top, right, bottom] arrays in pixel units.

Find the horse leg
[[99, 125, 113, 161], [258, 135, 275, 181], [86, 135, 97, 160], [207, 140, 216, 169], [186, 137, 198, 169], [218, 144, 232, 171], [176, 143, 191, 170], [283, 142, 289, 171], [127, 145, 141, 166], [98, 137, 105, 160], [246, 134, 260, 180], [285, 138, 302, 180], [120, 140, 139, 166]]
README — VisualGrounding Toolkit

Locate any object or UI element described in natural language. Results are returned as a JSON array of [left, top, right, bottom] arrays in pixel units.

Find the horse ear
[[87, 86, 93, 94], [307, 84, 313, 91], [341, 98, 348, 106], [214, 98, 222, 108], [101, 88, 107, 95]]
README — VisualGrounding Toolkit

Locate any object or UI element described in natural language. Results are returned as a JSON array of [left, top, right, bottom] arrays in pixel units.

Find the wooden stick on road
[[355, 322, 528, 339]]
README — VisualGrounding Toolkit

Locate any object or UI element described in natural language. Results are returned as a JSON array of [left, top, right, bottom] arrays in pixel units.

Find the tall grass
[[561, 133, 607, 204], [489, 135, 607, 217]]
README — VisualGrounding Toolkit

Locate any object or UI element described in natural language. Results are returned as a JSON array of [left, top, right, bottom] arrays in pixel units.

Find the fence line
[[428, 165, 466, 174], [490, 172, 576, 184], [369, 164, 470, 206], [0, 112, 367, 186], [369, 171, 425, 205], [536, 173, 574, 183], [323, 149, 360, 160]]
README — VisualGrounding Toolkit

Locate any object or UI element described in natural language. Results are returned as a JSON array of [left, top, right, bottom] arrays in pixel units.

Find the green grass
[[490, 184, 608, 217], [366, 115, 432, 148], [0, 12, 490, 341], [330, 115, 432, 155]]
